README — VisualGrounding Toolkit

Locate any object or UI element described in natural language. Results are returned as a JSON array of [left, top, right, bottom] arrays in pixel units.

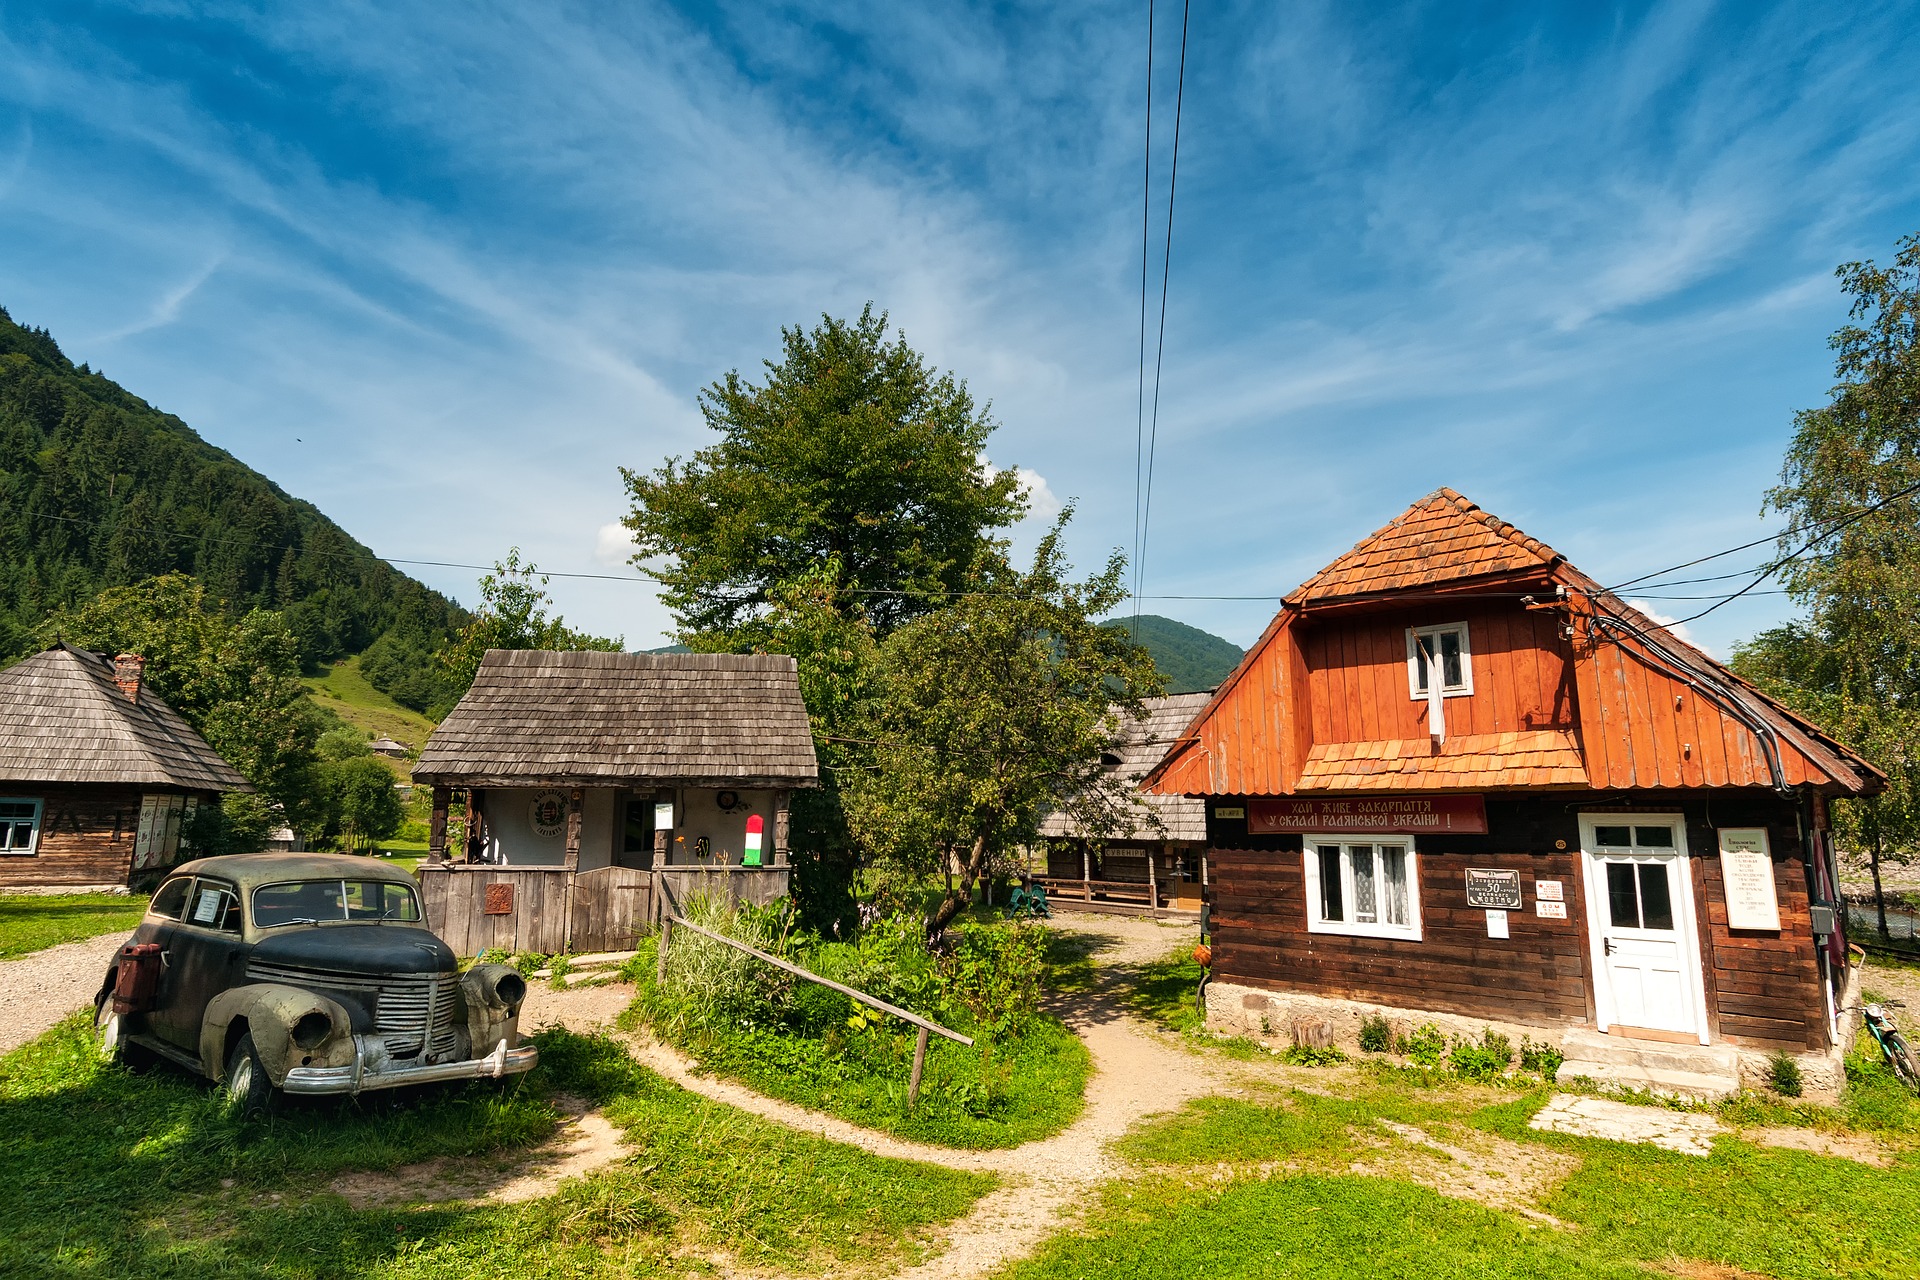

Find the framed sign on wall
[[1717, 827, 1781, 931]]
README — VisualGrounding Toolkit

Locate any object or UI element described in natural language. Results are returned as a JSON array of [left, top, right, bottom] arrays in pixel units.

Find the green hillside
[[0, 303, 465, 705], [1101, 614, 1244, 694]]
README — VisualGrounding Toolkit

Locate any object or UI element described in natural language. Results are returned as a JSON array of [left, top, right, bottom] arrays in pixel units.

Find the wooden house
[[1141, 490, 1882, 1096], [1037, 692, 1212, 915], [0, 645, 251, 890], [412, 649, 819, 955]]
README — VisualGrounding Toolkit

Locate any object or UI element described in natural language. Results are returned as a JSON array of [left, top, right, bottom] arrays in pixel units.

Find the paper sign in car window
[[193, 888, 223, 923]]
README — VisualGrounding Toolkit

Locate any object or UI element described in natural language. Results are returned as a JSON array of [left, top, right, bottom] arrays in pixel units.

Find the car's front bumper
[[280, 1037, 538, 1095]]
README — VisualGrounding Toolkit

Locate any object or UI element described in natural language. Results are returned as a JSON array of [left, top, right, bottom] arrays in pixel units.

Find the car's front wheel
[[224, 1033, 281, 1118]]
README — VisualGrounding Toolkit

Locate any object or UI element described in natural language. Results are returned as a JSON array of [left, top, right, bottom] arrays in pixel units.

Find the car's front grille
[[248, 962, 461, 1058]]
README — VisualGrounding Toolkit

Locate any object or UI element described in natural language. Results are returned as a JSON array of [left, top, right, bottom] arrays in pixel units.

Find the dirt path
[[520, 912, 1224, 1278], [0, 931, 125, 1053]]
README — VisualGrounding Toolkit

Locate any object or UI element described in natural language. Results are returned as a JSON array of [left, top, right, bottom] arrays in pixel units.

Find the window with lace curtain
[[1302, 837, 1423, 940]]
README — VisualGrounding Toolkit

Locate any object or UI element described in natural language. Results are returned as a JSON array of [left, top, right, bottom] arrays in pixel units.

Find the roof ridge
[[1287, 488, 1563, 604]]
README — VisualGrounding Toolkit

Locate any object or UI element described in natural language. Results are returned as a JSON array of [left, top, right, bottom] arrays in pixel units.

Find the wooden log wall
[[1207, 789, 1828, 1050], [0, 784, 146, 888]]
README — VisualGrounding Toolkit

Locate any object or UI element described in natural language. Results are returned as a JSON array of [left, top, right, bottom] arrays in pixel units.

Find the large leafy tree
[[37, 574, 323, 828], [1732, 232, 1920, 857], [842, 514, 1162, 936], [619, 305, 1028, 641], [437, 549, 623, 696]]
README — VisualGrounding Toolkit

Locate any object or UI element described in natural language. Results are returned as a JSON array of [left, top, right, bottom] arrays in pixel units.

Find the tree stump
[[1289, 1016, 1334, 1052]]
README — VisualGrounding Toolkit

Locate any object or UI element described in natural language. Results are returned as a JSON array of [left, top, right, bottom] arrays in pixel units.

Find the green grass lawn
[[0, 892, 147, 960], [1010, 1081, 1920, 1280], [0, 1014, 992, 1278]]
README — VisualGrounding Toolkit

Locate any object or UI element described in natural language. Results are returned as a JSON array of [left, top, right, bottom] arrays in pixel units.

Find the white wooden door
[[1583, 818, 1704, 1039]]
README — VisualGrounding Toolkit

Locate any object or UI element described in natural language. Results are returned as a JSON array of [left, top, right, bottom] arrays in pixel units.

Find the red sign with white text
[[1247, 795, 1487, 835]]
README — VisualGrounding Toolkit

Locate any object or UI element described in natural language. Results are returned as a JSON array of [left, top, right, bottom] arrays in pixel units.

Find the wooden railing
[[656, 912, 971, 1105]]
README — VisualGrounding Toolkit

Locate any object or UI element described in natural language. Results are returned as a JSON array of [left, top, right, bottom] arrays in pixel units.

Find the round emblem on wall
[[529, 790, 568, 839], [716, 790, 740, 812]]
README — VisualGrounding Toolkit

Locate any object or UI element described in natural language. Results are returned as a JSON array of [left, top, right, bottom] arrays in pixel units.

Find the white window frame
[[1302, 835, 1424, 941], [0, 797, 43, 855], [1406, 622, 1473, 699]]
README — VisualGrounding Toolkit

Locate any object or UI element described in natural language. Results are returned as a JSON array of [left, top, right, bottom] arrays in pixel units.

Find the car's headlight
[[291, 1010, 335, 1050]]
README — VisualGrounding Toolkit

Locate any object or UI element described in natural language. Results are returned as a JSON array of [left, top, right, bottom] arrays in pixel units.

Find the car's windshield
[[252, 879, 422, 928]]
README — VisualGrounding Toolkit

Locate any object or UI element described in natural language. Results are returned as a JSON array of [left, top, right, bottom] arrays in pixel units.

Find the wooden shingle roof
[[1040, 693, 1211, 841], [1288, 487, 1562, 604], [413, 650, 821, 788], [0, 646, 250, 791], [1296, 730, 1589, 792]]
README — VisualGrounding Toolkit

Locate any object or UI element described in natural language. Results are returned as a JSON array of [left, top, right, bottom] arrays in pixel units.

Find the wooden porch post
[[564, 788, 583, 871], [428, 785, 450, 864], [653, 788, 673, 867], [1147, 847, 1159, 918], [1081, 844, 1092, 902], [774, 789, 791, 867]]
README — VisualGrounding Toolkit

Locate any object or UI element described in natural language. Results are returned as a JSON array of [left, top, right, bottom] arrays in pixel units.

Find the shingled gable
[[0, 645, 250, 790], [1039, 692, 1210, 841], [413, 649, 821, 789], [1141, 490, 1883, 799]]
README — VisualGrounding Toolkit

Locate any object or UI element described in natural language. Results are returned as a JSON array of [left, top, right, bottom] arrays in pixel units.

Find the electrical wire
[[1134, 0, 1191, 634], [1130, 0, 1156, 630]]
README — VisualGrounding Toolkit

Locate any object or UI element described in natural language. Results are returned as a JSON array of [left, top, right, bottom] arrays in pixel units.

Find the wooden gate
[[570, 866, 655, 952]]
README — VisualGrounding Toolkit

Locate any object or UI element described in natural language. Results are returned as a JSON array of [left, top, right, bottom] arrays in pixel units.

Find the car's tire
[[224, 1033, 281, 1119]]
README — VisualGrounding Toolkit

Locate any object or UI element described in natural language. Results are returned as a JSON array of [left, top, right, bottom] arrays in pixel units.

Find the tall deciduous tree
[[1733, 232, 1920, 857], [619, 306, 1028, 641], [38, 574, 322, 829], [843, 514, 1162, 936], [437, 549, 622, 695]]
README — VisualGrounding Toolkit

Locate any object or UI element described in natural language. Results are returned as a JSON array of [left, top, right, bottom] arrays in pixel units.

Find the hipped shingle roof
[[0, 646, 250, 790], [413, 649, 820, 788], [1040, 692, 1210, 841]]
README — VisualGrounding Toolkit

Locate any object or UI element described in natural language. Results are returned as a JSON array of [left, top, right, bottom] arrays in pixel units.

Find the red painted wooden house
[[1141, 489, 1881, 1096]]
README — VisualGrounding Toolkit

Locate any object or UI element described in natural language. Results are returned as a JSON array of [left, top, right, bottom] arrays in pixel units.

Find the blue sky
[[2, 1, 1918, 655]]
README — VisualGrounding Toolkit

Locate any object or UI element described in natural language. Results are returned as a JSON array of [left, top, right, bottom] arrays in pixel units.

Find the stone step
[[567, 950, 638, 970], [1559, 1029, 1740, 1076], [1555, 1059, 1738, 1100]]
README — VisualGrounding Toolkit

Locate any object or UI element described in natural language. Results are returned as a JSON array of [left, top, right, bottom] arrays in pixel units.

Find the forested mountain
[[0, 303, 464, 706], [1100, 613, 1244, 694]]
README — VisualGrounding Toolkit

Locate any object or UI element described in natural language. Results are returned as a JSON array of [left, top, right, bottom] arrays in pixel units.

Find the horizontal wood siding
[[0, 784, 146, 887], [1209, 791, 1830, 1048], [1210, 845, 1592, 1025]]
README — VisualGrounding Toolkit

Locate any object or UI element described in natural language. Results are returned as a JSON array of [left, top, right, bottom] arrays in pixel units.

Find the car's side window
[[185, 879, 242, 933], [151, 877, 193, 920]]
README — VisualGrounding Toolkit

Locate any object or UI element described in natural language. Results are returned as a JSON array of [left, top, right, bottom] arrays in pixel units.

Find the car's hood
[[250, 925, 456, 975]]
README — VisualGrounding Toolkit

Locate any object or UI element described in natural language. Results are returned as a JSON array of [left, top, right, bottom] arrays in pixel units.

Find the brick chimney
[[113, 653, 145, 703]]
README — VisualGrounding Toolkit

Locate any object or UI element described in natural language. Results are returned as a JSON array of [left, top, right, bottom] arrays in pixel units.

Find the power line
[[1130, 0, 1156, 628], [1135, 0, 1191, 633]]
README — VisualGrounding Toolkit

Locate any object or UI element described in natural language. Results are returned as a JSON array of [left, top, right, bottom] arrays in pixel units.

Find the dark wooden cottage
[[0, 645, 251, 890], [1037, 692, 1212, 915], [412, 649, 819, 955], [1142, 489, 1882, 1096]]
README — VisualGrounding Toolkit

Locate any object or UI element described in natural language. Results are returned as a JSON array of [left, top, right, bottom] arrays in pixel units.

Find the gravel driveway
[[0, 931, 128, 1054]]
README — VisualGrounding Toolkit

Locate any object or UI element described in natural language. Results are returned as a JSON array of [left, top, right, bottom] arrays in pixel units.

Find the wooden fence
[[420, 864, 793, 956]]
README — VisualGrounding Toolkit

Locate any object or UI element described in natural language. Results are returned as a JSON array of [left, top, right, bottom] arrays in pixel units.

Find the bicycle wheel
[[1885, 1030, 1920, 1092]]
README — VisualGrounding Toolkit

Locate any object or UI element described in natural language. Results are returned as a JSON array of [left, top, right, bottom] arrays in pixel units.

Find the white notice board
[[1718, 827, 1781, 931]]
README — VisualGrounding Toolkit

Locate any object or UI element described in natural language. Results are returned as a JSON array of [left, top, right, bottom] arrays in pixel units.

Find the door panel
[[1591, 852, 1695, 1035]]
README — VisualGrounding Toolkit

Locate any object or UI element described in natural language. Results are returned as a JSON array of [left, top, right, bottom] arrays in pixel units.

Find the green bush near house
[[628, 892, 1090, 1148], [0, 893, 147, 960]]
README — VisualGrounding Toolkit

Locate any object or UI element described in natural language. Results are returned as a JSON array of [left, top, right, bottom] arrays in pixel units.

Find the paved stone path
[[1528, 1093, 1724, 1155]]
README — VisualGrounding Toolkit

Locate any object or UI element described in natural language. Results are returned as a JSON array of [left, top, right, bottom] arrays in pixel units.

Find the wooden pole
[[774, 789, 791, 867], [564, 788, 583, 871], [907, 1025, 930, 1108], [653, 788, 673, 868], [1081, 844, 1092, 902], [428, 785, 450, 864], [657, 916, 672, 984], [1147, 846, 1159, 918]]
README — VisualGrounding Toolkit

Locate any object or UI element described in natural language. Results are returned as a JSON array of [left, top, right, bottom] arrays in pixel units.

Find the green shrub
[[1770, 1050, 1805, 1098], [1358, 1013, 1392, 1054], [1280, 1044, 1349, 1067], [937, 921, 1048, 1040], [1405, 1023, 1446, 1067], [1446, 1028, 1514, 1081], [1518, 1035, 1565, 1081]]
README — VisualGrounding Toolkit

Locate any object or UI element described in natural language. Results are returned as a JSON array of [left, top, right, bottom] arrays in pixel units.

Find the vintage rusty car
[[93, 852, 536, 1113]]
